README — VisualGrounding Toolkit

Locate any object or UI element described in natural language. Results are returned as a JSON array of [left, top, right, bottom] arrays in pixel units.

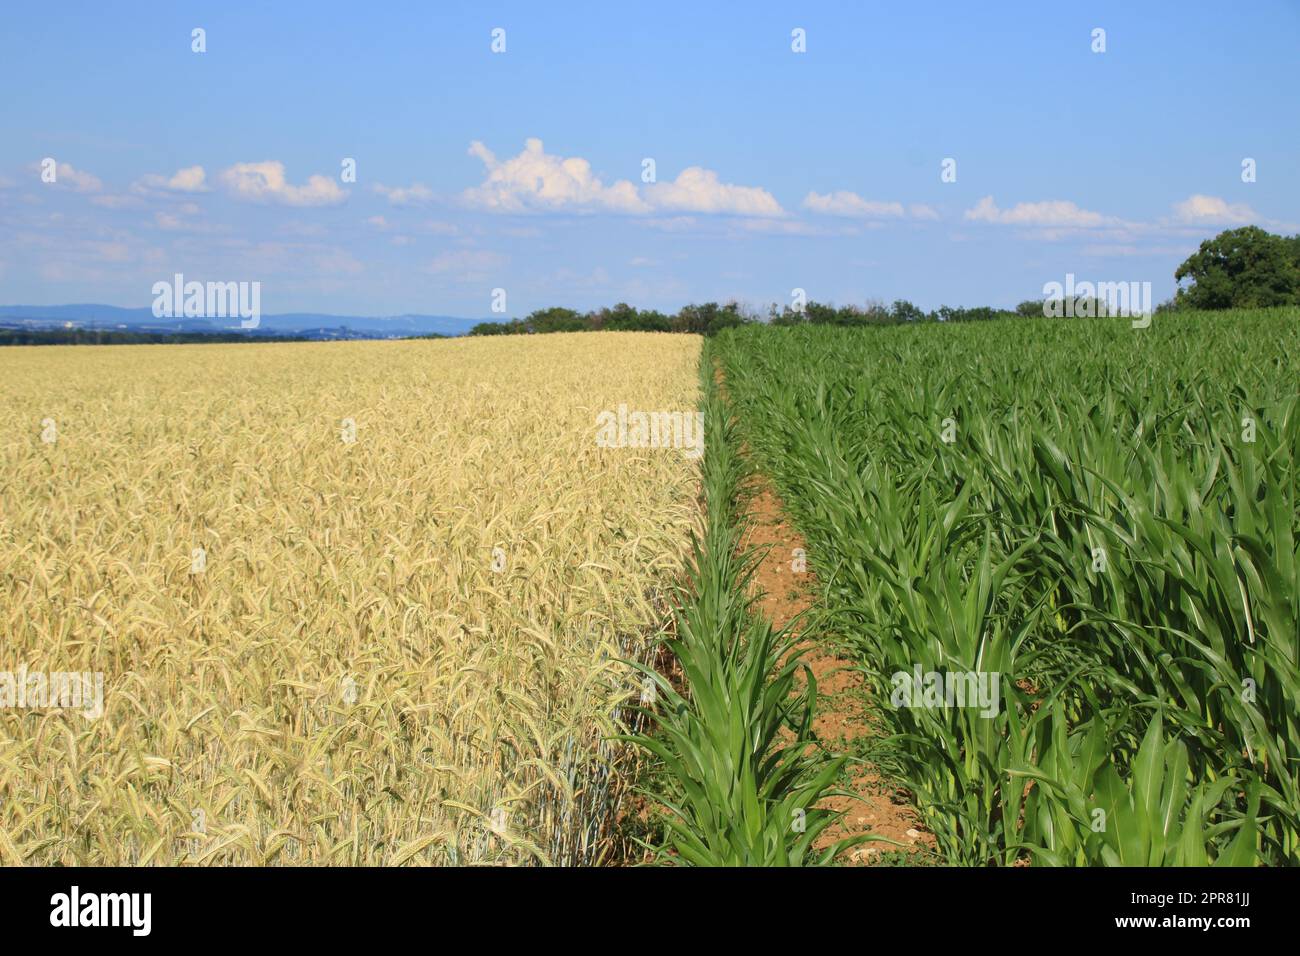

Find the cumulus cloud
[[1172, 194, 1256, 225], [798, 192, 941, 227], [134, 165, 208, 195], [372, 182, 435, 206], [959, 193, 1284, 243], [802, 191, 905, 218], [964, 195, 1113, 228], [464, 138, 647, 213], [463, 138, 782, 217], [31, 161, 102, 193], [218, 161, 346, 207], [647, 167, 784, 216]]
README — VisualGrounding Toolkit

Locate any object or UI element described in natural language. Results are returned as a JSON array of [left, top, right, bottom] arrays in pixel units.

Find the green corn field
[[708, 308, 1299, 866]]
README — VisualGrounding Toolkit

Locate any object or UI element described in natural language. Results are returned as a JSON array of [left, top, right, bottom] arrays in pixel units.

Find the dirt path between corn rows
[[619, 467, 931, 865], [737, 475, 932, 864], [712, 353, 930, 864]]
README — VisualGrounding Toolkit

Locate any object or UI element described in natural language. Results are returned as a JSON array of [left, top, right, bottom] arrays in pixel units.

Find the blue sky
[[1, 1, 1297, 317]]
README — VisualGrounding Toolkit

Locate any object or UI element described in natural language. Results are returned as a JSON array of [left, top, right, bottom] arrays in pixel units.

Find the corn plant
[[1013, 711, 1260, 866]]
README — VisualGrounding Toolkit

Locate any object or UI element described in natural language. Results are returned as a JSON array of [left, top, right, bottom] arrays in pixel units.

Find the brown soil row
[[737, 474, 933, 864]]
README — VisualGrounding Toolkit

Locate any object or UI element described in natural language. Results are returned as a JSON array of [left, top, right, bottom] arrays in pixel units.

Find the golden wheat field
[[0, 332, 702, 865]]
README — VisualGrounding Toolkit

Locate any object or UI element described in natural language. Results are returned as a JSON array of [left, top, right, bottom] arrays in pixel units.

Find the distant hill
[[0, 305, 483, 339]]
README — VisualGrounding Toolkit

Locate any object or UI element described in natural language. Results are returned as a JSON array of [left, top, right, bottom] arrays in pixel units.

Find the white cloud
[[464, 138, 647, 214], [964, 195, 1112, 228], [218, 161, 346, 207], [134, 165, 208, 195], [802, 191, 904, 218], [59, 163, 102, 193], [31, 162, 102, 193], [648, 167, 783, 217], [372, 182, 435, 206], [463, 138, 783, 217], [957, 193, 1284, 244], [1172, 194, 1256, 225], [910, 204, 941, 221]]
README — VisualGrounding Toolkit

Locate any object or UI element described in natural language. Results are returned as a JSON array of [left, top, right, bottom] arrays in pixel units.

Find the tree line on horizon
[[469, 298, 1045, 337], [470, 226, 1300, 337]]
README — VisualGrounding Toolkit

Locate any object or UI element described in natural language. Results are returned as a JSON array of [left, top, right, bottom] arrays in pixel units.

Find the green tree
[[600, 302, 646, 330], [1174, 226, 1300, 309], [890, 299, 926, 323], [525, 307, 586, 333], [629, 309, 672, 332], [673, 302, 747, 335], [469, 319, 526, 335]]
